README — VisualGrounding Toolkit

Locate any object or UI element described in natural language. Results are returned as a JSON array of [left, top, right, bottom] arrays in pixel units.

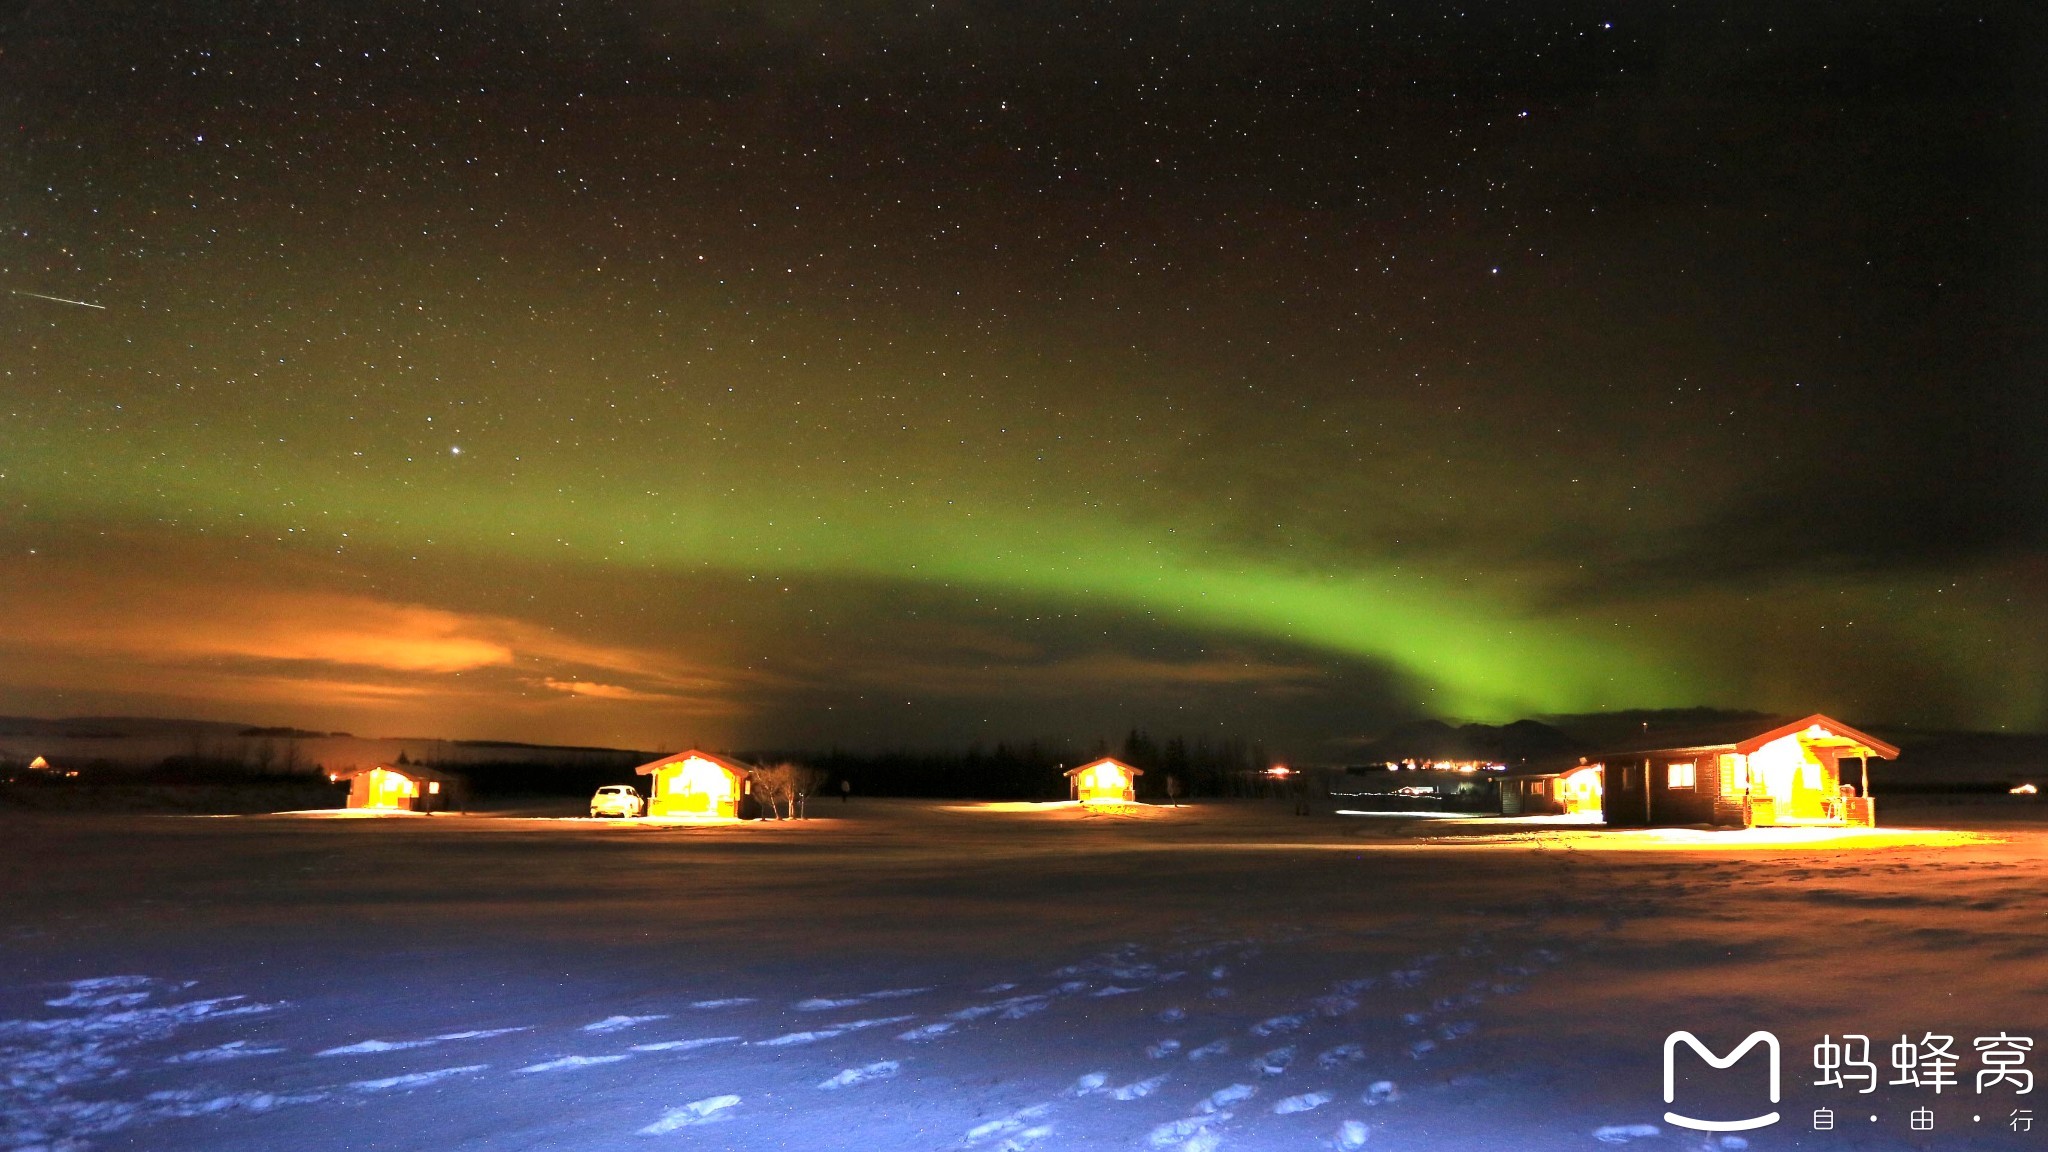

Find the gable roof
[[1591, 713, 1898, 761], [330, 762, 461, 784], [1064, 756, 1143, 778], [633, 749, 754, 778], [1732, 714, 1899, 759]]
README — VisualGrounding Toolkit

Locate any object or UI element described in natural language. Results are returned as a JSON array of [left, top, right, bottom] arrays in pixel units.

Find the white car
[[590, 784, 644, 818]]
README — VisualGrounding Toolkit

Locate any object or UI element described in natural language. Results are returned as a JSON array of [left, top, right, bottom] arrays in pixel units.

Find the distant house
[[1590, 714, 1898, 828], [1500, 763, 1604, 816], [1065, 757, 1142, 806], [332, 763, 462, 813], [635, 750, 756, 819]]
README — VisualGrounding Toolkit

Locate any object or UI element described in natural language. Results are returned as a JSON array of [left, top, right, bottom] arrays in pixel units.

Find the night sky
[[3, 3, 2043, 754]]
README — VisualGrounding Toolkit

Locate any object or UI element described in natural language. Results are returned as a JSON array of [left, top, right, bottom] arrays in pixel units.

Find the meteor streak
[[9, 289, 106, 310]]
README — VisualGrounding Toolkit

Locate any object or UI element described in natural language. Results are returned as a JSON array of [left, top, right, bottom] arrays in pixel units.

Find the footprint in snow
[[1147, 1115, 1227, 1150], [954, 996, 1048, 1021], [166, 1040, 287, 1064], [1437, 1020, 1477, 1041], [756, 1029, 844, 1047], [964, 1103, 1053, 1146], [1111, 1075, 1167, 1100], [1313, 995, 1359, 1017], [1406, 1039, 1437, 1059], [1251, 1046, 1295, 1076], [1592, 1123, 1661, 1144], [1250, 1014, 1305, 1037], [640, 1094, 740, 1134], [981, 983, 1018, 993], [1069, 1072, 1109, 1095], [688, 998, 755, 1009], [1336, 1119, 1370, 1149], [517, 1054, 633, 1073], [585, 1014, 668, 1033], [1205, 986, 1233, 1000], [1090, 985, 1139, 998], [795, 987, 932, 1011], [1158, 1007, 1188, 1023], [1331, 978, 1377, 995], [631, 1036, 740, 1053], [1272, 1091, 1332, 1114], [1146, 1039, 1182, 1059], [1199, 1083, 1256, 1113], [1315, 1044, 1365, 1071], [350, 1065, 487, 1091], [897, 1021, 955, 1041], [1186, 1040, 1230, 1061], [1363, 1080, 1399, 1105], [317, 1027, 529, 1057], [818, 1060, 900, 1089]]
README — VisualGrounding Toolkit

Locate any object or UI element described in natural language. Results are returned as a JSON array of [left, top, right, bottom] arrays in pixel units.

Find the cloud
[[541, 678, 676, 701], [0, 557, 733, 722]]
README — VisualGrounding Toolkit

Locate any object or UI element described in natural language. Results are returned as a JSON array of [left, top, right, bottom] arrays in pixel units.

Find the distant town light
[[2013, 783, 2038, 795]]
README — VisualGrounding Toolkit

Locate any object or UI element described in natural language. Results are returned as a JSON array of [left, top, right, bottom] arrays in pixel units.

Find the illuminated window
[[1667, 762, 1696, 790], [427, 781, 441, 794], [1719, 753, 1744, 796]]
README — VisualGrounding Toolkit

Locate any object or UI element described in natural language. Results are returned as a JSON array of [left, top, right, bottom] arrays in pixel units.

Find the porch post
[[1859, 754, 1869, 799]]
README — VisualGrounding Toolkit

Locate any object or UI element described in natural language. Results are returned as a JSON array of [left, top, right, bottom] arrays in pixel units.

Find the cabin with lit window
[[635, 750, 758, 820], [1594, 714, 1898, 828], [1500, 763, 1605, 816], [333, 763, 462, 813], [1065, 757, 1142, 806]]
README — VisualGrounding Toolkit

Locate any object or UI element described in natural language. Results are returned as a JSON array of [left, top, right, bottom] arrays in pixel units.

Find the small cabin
[[1500, 763, 1604, 816], [1595, 714, 1898, 828], [1065, 757, 1142, 806], [333, 763, 461, 813], [635, 750, 756, 820]]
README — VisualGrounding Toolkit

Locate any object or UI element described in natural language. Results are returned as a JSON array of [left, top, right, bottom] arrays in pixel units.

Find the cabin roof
[[1586, 713, 1899, 762], [1063, 756, 1143, 778], [633, 749, 754, 777]]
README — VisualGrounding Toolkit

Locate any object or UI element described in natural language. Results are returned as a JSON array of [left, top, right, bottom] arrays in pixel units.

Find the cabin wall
[[1600, 756, 1723, 827], [1503, 778, 1564, 816]]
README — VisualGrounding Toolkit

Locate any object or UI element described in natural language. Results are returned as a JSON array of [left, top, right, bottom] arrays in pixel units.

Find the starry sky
[[3, 2, 2043, 754]]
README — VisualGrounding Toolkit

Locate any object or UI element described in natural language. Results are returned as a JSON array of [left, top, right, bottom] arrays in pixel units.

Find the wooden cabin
[[1500, 763, 1604, 816], [1065, 757, 1142, 806], [634, 750, 756, 819], [333, 763, 462, 813], [1595, 714, 1898, 828]]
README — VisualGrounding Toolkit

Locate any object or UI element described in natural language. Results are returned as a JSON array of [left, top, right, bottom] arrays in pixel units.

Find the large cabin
[[333, 763, 462, 813], [1592, 714, 1898, 828], [1065, 757, 1142, 806], [634, 750, 756, 819]]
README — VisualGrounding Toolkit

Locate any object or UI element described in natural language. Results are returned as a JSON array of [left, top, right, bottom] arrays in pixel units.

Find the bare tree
[[791, 764, 825, 818], [750, 763, 795, 819]]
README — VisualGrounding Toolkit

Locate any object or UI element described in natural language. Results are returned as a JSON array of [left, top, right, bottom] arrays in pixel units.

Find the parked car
[[590, 784, 644, 818]]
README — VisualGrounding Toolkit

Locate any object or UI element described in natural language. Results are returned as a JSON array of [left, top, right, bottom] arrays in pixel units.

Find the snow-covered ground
[[2, 800, 2042, 1151]]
